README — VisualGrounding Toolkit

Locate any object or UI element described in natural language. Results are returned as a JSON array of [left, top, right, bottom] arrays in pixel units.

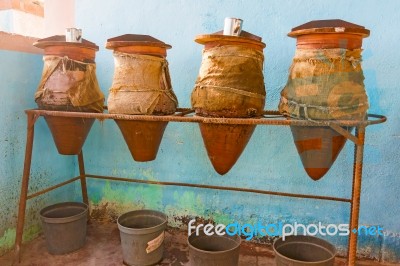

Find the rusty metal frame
[[14, 108, 386, 265]]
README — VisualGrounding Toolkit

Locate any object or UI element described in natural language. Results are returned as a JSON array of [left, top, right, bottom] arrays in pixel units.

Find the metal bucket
[[39, 202, 88, 255], [188, 231, 241, 266], [273, 235, 336, 266], [117, 210, 167, 266]]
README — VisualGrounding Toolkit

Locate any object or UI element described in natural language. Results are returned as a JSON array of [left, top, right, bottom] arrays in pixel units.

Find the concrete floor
[[0, 221, 395, 266]]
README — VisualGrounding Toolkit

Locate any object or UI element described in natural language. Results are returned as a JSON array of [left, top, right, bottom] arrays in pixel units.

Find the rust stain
[[172, 215, 215, 228], [90, 202, 121, 223]]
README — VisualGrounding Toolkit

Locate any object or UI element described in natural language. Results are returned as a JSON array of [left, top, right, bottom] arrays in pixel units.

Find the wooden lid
[[33, 35, 99, 50], [195, 30, 266, 49], [105, 34, 172, 49], [288, 19, 370, 38]]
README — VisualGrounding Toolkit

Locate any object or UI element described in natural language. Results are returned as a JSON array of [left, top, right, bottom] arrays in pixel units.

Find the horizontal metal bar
[[85, 174, 351, 203], [27, 176, 80, 199], [24, 109, 386, 127]]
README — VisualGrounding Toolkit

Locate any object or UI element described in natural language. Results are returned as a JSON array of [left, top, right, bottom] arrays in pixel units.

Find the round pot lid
[[195, 30, 266, 49], [106, 34, 172, 50], [288, 19, 370, 38], [33, 35, 99, 50]]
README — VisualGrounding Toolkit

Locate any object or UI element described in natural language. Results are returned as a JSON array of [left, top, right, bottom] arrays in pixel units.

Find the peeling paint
[[165, 191, 206, 227], [0, 224, 42, 256], [88, 179, 165, 222], [102, 181, 163, 210], [22, 224, 42, 243], [90, 200, 138, 222], [0, 229, 15, 251]]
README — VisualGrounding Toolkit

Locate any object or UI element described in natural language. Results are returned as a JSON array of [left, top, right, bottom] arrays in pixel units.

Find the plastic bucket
[[117, 210, 167, 266], [273, 235, 336, 266], [188, 231, 241, 266], [39, 202, 88, 255]]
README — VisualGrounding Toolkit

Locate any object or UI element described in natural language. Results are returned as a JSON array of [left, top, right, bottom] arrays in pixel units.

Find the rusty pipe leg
[[14, 114, 38, 262], [347, 126, 366, 266], [78, 151, 89, 220], [78, 151, 88, 205]]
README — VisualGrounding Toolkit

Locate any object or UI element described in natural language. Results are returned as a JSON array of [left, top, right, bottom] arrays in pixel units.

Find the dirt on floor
[[0, 220, 396, 266]]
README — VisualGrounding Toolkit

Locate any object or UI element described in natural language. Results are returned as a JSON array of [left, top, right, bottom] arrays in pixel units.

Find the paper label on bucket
[[146, 232, 165, 254]]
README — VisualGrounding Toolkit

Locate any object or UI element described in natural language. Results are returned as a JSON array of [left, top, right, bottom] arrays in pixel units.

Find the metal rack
[[14, 108, 386, 265]]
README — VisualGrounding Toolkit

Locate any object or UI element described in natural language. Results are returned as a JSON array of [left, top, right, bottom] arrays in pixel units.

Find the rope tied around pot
[[279, 48, 369, 120], [35, 55, 104, 113], [292, 48, 362, 68], [107, 51, 178, 115], [191, 45, 265, 117]]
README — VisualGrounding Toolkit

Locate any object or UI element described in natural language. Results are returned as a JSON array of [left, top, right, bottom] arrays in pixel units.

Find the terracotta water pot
[[34, 35, 103, 155], [291, 126, 352, 180], [106, 35, 178, 162], [199, 124, 256, 175], [285, 20, 369, 180], [44, 116, 94, 155], [115, 120, 168, 162], [193, 30, 266, 175]]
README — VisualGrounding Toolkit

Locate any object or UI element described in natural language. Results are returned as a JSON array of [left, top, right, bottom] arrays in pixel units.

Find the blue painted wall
[[0, 50, 77, 255], [73, 0, 398, 262]]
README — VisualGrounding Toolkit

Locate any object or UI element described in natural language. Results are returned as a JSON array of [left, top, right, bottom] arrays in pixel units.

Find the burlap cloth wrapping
[[191, 45, 265, 118], [107, 52, 178, 115], [35, 56, 104, 113], [279, 48, 369, 120]]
